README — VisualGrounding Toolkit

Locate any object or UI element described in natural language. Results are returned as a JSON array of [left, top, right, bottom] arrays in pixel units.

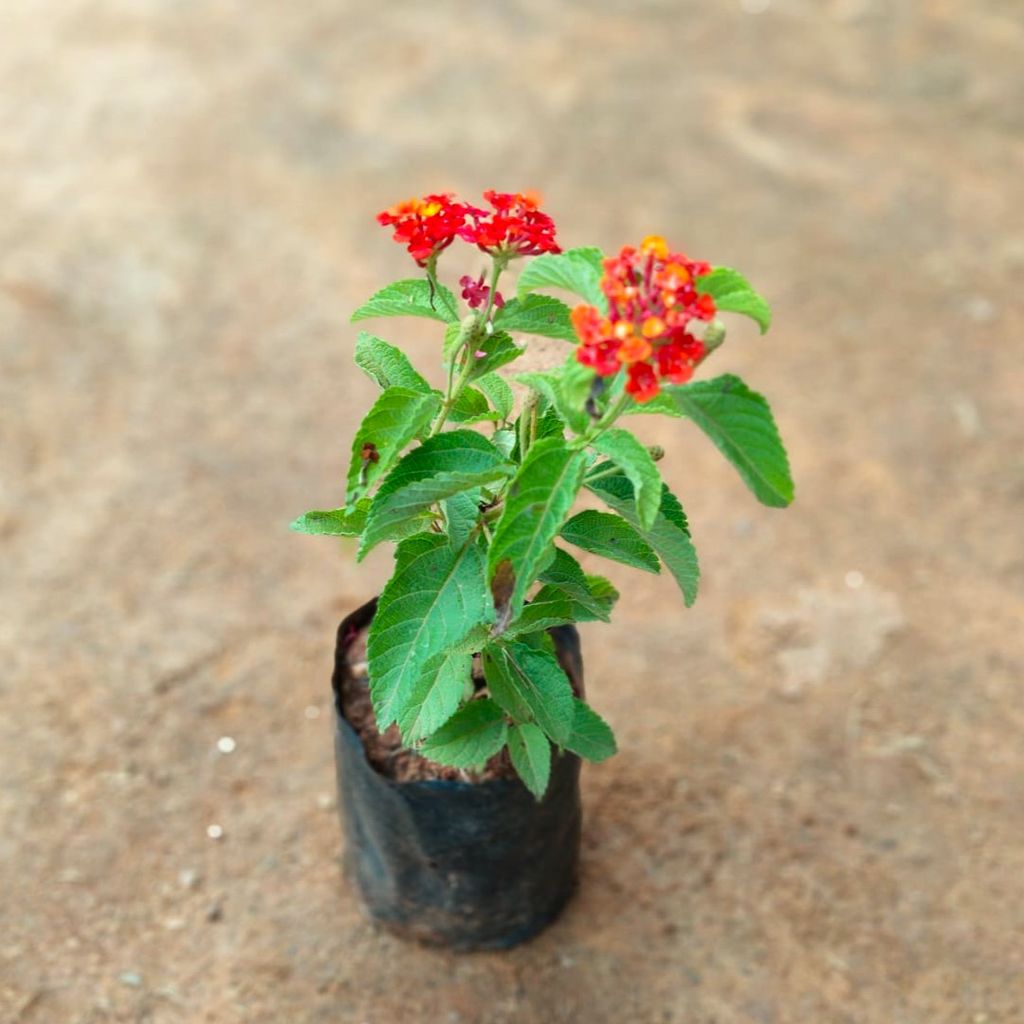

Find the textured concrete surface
[[2, 1, 1024, 1022]]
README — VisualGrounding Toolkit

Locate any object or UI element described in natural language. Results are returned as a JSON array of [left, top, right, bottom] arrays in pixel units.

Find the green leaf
[[620, 391, 686, 419], [560, 509, 660, 573], [290, 502, 368, 536], [493, 294, 577, 342], [515, 367, 589, 435], [474, 372, 514, 422], [492, 427, 516, 458], [482, 641, 575, 745], [586, 471, 699, 606], [536, 548, 618, 621], [516, 247, 607, 312], [467, 330, 524, 380], [591, 428, 662, 531], [418, 698, 508, 769], [507, 723, 552, 799], [367, 533, 489, 729], [361, 431, 511, 557], [442, 491, 480, 548], [351, 278, 459, 324], [565, 698, 617, 763], [695, 267, 771, 334], [488, 437, 588, 631], [396, 626, 488, 742], [353, 331, 431, 393], [668, 374, 793, 507], [448, 386, 499, 424], [346, 387, 441, 501]]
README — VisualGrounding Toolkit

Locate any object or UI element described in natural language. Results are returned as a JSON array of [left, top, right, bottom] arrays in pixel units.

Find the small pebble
[[316, 793, 334, 810], [844, 570, 865, 589], [216, 736, 236, 754], [304, 705, 321, 720], [178, 868, 200, 889], [118, 971, 143, 988], [206, 824, 224, 840]]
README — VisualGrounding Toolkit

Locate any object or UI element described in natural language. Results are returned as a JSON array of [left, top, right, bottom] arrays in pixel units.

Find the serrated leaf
[[493, 294, 576, 342], [418, 697, 508, 769], [353, 332, 431, 393], [467, 330, 523, 380], [591, 428, 662, 531], [290, 502, 368, 536], [560, 509, 660, 573], [586, 471, 699, 606], [351, 278, 459, 324], [346, 387, 441, 501], [695, 267, 771, 334], [442, 490, 480, 548], [488, 437, 588, 630], [536, 548, 618, 621], [367, 533, 489, 729], [361, 431, 511, 556], [516, 247, 607, 312], [482, 641, 575, 745], [396, 625, 489, 742], [508, 723, 552, 799], [448, 386, 499, 424], [564, 698, 617, 763], [668, 374, 793, 507], [474, 372, 514, 422]]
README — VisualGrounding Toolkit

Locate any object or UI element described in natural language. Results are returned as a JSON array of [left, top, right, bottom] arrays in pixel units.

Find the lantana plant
[[293, 190, 793, 798]]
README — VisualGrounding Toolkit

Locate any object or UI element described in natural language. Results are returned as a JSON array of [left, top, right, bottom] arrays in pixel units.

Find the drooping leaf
[[494, 294, 577, 342], [591, 428, 662, 531], [353, 332, 431, 393], [482, 641, 575, 745], [695, 267, 771, 334], [560, 509, 660, 573], [360, 431, 511, 557], [564, 698, 617, 763], [474, 372, 515, 422], [492, 427, 517, 458], [507, 723, 552, 799], [345, 387, 441, 501], [367, 533, 489, 729], [418, 697, 508, 769], [516, 247, 607, 312], [487, 437, 587, 631], [668, 374, 793, 507], [351, 278, 459, 324], [586, 471, 699, 605], [290, 502, 369, 537]]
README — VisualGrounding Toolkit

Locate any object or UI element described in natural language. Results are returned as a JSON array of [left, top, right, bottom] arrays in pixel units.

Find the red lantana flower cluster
[[376, 194, 472, 267], [573, 236, 717, 402], [462, 190, 561, 259], [377, 190, 560, 266]]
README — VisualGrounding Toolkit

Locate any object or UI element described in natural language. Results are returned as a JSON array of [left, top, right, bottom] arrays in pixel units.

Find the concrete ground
[[2, 1, 1023, 1021]]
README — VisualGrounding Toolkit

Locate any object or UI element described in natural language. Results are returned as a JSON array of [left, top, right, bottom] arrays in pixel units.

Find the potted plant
[[292, 190, 793, 950]]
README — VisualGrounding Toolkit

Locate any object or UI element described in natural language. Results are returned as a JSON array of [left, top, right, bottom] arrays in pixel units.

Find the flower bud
[[703, 321, 727, 352]]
